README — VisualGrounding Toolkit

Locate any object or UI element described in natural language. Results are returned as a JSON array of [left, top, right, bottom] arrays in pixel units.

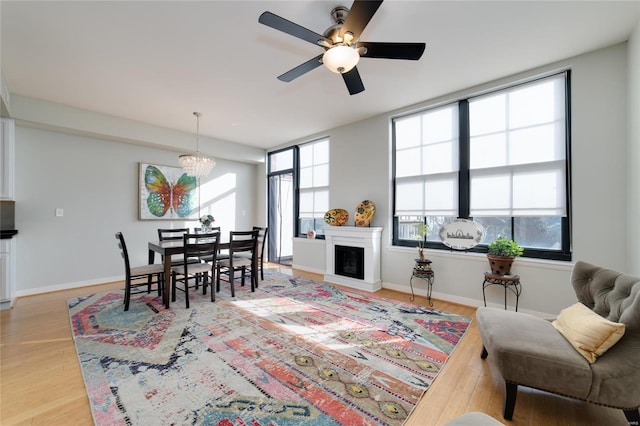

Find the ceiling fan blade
[[259, 11, 331, 46], [358, 41, 426, 60], [342, 67, 365, 95], [340, 0, 383, 41], [277, 54, 324, 82]]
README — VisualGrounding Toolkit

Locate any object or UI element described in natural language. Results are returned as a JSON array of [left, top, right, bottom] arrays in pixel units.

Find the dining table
[[148, 239, 229, 309]]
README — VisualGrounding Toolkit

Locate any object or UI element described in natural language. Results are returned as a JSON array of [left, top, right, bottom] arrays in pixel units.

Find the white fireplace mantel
[[324, 226, 383, 292]]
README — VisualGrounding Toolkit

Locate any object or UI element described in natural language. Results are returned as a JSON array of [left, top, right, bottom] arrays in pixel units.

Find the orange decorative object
[[324, 208, 349, 226], [354, 200, 376, 227]]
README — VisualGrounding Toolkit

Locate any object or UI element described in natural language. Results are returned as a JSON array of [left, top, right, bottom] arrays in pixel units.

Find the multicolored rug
[[68, 271, 471, 425]]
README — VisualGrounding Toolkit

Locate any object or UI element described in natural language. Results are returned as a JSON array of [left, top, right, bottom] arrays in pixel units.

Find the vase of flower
[[199, 214, 215, 232]]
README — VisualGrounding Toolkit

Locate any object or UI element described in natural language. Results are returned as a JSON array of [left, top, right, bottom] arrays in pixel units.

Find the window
[[393, 72, 571, 260], [394, 104, 460, 243], [298, 138, 329, 237]]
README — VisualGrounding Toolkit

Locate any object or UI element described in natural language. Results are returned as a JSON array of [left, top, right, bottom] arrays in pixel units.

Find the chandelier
[[178, 112, 215, 178]]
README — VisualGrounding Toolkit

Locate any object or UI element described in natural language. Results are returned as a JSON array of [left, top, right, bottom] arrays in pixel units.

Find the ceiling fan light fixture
[[322, 45, 359, 74]]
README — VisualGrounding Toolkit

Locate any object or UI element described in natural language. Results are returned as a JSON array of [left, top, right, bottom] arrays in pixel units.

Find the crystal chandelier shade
[[178, 112, 216, 178]]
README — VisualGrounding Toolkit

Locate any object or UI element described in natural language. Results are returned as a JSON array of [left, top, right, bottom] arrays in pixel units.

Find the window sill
[[386, 245, 573, 272]]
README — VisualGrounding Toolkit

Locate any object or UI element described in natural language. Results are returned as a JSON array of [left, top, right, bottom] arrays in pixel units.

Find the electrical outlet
[[55, 208, 64, 217]]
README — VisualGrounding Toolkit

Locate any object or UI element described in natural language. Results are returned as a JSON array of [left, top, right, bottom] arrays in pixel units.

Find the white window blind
[[299, 138, 329, 219], [469, 74, 567, 217], [395, 104, 459, 216]]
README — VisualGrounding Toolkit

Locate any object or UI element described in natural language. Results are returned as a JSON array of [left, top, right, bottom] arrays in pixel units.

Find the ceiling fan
[[258, 0, 425, 95]]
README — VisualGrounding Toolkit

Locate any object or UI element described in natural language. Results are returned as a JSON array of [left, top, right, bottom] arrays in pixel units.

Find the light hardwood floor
[[0, 265, 628, 425]]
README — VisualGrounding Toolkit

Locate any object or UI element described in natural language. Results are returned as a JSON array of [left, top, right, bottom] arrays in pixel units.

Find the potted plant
[[415, 223, 429, 261], [487, 237, 523, 275]]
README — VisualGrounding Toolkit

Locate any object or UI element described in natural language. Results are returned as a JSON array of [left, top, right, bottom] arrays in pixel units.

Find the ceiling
[[1, 1, 638, 150]]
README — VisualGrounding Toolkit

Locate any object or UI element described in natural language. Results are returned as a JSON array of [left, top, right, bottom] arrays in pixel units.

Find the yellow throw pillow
[[552, 302, 625, 363]]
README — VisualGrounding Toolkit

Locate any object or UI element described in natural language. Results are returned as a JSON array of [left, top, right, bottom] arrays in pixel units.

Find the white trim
[[325, 273, 382, 292], [291, 264, 325, 275], [382, 279, 555, 319], [15, 275, 122, 297]]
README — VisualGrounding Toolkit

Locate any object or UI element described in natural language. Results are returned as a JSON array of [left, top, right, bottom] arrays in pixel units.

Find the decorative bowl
[[354, 200, 376, 227], [324, 208, 349, 226]]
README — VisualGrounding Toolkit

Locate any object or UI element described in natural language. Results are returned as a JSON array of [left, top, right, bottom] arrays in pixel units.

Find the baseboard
[[324, 273, 381, 292], [291, 264, 325, 275], [382, 280, 554, 318], [15, 275, 123, 298]]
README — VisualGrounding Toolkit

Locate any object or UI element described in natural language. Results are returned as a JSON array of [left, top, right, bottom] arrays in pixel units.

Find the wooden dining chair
[[158, 228, 189, 241], [171, 232, 220, 307], [115, 232, 165, 311], [197, 226, 230, 261], [253, 226, 268, 281], [216, 229, 259, 297], [237, 226, 268, 283], [158, 228, 200, 266], [194, 226, 222, 263]]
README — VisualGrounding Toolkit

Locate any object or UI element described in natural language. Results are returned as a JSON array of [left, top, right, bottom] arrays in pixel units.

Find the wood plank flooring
[[0, 265, 627, 425]]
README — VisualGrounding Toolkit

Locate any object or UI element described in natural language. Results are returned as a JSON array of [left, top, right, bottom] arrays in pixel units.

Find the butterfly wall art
[[139, 163, 198, 220]]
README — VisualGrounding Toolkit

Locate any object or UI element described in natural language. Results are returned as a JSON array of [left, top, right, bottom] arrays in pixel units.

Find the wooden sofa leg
[[503, 382, 518, 420], [481, 346, 488, 359], [624, 408, 640, 426]]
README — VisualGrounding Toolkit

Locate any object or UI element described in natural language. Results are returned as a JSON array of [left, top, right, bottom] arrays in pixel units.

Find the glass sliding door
[[268, 173, 294, 264], [267, 147, 297, 265]]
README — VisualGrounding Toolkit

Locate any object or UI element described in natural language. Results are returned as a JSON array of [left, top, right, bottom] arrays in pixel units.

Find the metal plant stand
[[410, 259, 434, 307], [482, 271, 522, 311]]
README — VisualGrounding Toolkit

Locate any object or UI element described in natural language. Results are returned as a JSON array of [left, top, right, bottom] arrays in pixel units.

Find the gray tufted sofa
[[476, 261, 640, 424]]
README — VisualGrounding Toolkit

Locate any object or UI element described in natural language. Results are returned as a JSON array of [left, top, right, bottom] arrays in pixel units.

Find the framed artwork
[[139, 162, 198, 220]]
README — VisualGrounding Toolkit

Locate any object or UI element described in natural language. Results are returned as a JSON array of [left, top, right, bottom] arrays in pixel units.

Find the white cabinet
[[0, 238, 16, 309], [1, 118, 15, 200]]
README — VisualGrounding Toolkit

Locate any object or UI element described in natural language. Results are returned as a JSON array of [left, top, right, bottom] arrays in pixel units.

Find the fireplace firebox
[[335, 245, 364, 280]]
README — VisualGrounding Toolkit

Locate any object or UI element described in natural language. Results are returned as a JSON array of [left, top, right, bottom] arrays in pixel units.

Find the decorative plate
[[324, 208, 349, 226], [439, 219, 485, 250], [354, 200, 376, 227]]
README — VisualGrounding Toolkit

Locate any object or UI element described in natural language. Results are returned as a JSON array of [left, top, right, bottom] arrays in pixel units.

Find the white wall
[[292, 42, 635, 316], [14, 125, 259, 295]]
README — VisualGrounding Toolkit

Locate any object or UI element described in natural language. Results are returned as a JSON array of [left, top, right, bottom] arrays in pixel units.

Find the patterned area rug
[[68, 271, 471, 425]]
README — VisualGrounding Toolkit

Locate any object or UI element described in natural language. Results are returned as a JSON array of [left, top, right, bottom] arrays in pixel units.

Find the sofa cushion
[[587, 330, 640, 407], [552, 302, 625, 363], [476, 307, 592, 398]]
